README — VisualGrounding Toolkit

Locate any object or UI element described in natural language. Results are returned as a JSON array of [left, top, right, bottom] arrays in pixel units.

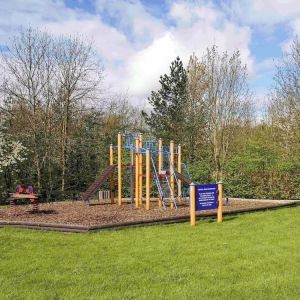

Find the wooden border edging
[[87, 201, 300, 231], [0, 202, 299, 233], [0, 220, 89, 232]]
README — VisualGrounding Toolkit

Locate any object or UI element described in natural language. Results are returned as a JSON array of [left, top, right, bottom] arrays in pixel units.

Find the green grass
[[0, 207, 299, 300]]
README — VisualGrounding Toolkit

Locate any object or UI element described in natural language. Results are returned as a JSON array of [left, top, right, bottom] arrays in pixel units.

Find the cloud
[[0, 0, 135, 95], [255, 58, 276, 76], [45, 19, 133, 61], [228, 0, 300, 27], [0, 0, 86, 43], [0, 0, 254, 105], [45, 1, 254, 103], [169, 1, 221, 26], [95, 0, 166, 47], [126, 32, 181, 96], [278, 17, 300, 53], [291, 18, 300, 33], [43, 17, 136, 93], [123, 1, 253, 98]]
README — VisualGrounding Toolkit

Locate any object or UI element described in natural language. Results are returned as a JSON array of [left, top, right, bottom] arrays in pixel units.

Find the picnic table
[[8, 193, 39, 215]]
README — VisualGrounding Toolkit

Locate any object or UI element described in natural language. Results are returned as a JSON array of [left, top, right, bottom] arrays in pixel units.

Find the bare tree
[[201, 46, 252, 180], [1, 27, 103, 192], [53, 36, 103, 191], [268, 38, 300, 159], [1, 28, 54, 189]]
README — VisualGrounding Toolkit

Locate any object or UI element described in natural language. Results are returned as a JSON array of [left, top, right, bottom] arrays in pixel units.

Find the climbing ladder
[[151, 155, 178, 208]]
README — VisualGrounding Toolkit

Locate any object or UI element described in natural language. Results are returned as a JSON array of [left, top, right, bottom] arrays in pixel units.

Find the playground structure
[[82, 132, 192, 209], [8, 185, 38, 215]]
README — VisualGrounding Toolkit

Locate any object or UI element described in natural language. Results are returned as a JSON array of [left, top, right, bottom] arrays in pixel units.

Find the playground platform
[[0, 199, 299, 232]]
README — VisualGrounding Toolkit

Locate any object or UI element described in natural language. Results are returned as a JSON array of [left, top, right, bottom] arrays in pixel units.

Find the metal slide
[[174, 171, 192, 185], [82, 165, 115, 205]]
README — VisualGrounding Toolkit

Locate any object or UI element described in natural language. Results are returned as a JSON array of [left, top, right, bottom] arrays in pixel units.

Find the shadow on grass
[[222, 216, 238, 222], [200, 216, 238, 224]]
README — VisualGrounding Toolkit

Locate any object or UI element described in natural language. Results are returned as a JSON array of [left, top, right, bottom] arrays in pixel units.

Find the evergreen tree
[[142, 57, 187, 143]]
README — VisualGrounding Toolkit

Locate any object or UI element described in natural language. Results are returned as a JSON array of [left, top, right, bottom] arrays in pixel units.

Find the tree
[[0, 120, 26, 173], [201, 46, 252, 180], [1, 28, 53, 190], [1, 27, 103, 192], [185, 53, 209, 162], [142, 56, 187, 143], [268, 38, 300, 160], [53, 36, 103, 191], [0, 118, 26, 191]]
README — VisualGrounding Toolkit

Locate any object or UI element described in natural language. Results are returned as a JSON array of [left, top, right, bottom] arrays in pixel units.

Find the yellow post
[[131, 147, 134, 203], [109, 144, 115, 204], [218, 182, 223, 223], [170, 140, 175, 209], [190, 183, 196, 226], [178, 144, 182, 205], [135, 138, 139, 208], [117, 133, 122, 206], [158, 138, 163, 208], [139, 134, 143, 205], [146, 149, 150, 210]]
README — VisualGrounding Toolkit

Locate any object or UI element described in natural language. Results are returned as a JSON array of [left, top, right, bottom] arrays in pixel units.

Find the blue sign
[[195, 184, 218, 211]]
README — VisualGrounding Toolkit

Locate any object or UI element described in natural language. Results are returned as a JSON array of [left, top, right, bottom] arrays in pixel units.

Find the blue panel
[[195, 184, 218, 211]]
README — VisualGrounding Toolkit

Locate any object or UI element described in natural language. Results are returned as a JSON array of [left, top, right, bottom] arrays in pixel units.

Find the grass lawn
[[0, 207, 299, 300]]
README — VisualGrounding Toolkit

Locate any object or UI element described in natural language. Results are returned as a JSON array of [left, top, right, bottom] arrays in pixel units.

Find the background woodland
[[1, 28, 299, 201]]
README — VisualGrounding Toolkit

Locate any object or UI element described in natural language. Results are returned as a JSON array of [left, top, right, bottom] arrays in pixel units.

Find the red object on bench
[[9, 185, 38, 215], [26, 185, 33, 194], [16, 184, 23, 193]]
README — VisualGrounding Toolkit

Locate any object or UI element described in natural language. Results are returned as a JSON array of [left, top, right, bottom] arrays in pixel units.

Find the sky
[[1, 0, 300, 111]]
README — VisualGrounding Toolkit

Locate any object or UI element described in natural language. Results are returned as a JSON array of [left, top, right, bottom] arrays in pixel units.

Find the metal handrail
[[151, 156, 164, 202], [182, 162, 192, 181]]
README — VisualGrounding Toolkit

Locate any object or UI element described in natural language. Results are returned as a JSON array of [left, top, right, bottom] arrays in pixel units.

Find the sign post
[[190, 182, 223, 226], [217, 182, 223, 223], [146, 149, 150, 210], [190, 183, 196, 226]]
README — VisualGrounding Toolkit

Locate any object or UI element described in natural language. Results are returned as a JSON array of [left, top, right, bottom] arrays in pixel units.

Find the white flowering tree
[[0, 121, 26, 173]]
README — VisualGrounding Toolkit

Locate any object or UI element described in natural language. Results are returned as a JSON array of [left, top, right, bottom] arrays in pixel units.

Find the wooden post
[[218, 182, 223, 223], [178, 144, 182, 204], [135, 138, 140, 208], [190, 183, 196, 226], [109, 144, 115, 204], [146, 149, 150, 210], [170, 140, 175, 209], [139, 134, 143, 205], [117, 132, 122, 206], [158, 138, 163, 208], [130, 147, 134, 204]]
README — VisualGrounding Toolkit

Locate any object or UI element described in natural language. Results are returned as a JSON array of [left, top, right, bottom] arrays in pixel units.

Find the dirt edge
[[0, 202, 298, 233]]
